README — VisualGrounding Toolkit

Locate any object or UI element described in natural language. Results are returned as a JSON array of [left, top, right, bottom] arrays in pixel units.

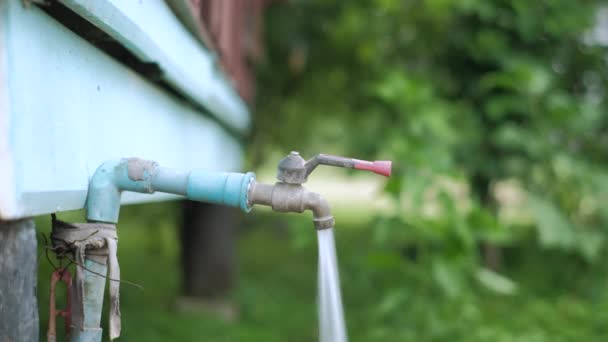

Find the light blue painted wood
[[0, 0, 17, 218], [0, 1, 246, 220], [59, 0, 251, 134]]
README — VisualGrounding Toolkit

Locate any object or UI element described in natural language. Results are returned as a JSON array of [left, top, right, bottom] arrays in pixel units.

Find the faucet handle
[[276, 151, 392, 184], [307, 154, 392, 177], [351, 158, 392, 177]]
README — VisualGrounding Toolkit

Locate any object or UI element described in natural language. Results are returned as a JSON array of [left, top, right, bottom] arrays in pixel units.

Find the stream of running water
[[317, 228, 347, 342]]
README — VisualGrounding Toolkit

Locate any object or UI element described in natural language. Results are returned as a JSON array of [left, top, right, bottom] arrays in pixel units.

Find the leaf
[[383, 173, 402, 198], [527, 194, 575, 249], [476, 268, 518, 295], [377, 290, 407, 316], [432, 259, 464, 298], [577, 230, 604, 262]]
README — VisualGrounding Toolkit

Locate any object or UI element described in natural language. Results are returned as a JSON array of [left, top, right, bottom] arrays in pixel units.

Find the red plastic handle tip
[[354, 160, 392, 177]]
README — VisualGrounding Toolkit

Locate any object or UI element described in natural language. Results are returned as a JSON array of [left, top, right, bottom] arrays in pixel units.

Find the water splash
[[317, 228, 347, 342]]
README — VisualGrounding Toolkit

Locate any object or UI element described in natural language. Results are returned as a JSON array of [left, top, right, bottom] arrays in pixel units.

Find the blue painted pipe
[[78, 158, 255, 341], [70, 258, 106, 342], [86, 158, 255, 223]]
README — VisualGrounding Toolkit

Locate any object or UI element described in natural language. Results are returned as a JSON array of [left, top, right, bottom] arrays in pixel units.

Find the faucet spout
[[248, 181, 334, 230], [304, 191, 334, 230]]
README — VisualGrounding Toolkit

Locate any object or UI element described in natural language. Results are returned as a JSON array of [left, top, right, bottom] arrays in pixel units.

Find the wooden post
[[0, 218, 39, 341], [180, 201, 238, 298]]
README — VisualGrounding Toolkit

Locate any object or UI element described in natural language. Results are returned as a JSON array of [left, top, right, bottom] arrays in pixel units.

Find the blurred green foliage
[[33, 2, 608, 341], [37, 206, 608, 341], [253, 0, 608, 298]]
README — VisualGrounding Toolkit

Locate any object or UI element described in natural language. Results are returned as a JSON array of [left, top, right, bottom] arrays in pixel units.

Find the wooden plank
[[59, 0, 250, 134], [0, 219, 39, 341], [0, 1, 245, 220], [166, 0, 217, 52]]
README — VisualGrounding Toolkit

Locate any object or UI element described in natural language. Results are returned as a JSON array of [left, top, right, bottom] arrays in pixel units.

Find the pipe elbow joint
[[86, 158, 161, 223], [86, 159, 128, 223]]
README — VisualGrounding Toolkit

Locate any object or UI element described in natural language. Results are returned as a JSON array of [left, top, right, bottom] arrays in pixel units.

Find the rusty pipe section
[[248, 182, 334, 230]]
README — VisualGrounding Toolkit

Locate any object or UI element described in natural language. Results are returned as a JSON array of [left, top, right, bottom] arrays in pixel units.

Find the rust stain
[[47, 268, 72, 342]]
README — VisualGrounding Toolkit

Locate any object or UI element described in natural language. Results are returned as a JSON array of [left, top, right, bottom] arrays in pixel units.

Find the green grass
[[36, 202, 608, 341]]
